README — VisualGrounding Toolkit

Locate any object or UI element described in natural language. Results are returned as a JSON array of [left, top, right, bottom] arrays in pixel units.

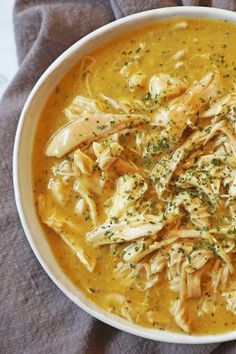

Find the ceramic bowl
[[13, 6, 236, 344]]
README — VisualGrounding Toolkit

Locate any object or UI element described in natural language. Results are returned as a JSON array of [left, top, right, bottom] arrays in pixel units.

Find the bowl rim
[[13, 6, 236, 344]]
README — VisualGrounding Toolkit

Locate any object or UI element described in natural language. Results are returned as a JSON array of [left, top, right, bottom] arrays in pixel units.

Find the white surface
[[0, 0, 18, 100], [13, 6, 236, 344]]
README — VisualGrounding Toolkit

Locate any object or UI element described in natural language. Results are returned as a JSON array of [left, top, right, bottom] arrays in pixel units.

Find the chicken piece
[[222, 290, 236, 315], [180, 194, 210, 228], [176, 172, 219, 210], [87, 179, 188, 247], [129, 72, 146, 88], [224, 168, 236, 198], [86, 173, 149, 244], [201, 92, 236, 118], [105, 293, 132, 322], [157, 71, 219, 150], [211, 260, 230, 292], [93, 142, 123, 170], [197, 154, 236, 169], [100, 94, 130, 113], [134, 131, 145, 154], [175, 61, 184, 70], [115, 262, 159, 291], [65, 95, 101, 120], [173, 21, 188, 29], [168, 122, 236, 207], [86, 214, 163, 246], [186, 270, 202, 298], [187, 250, 213, 273], [167, 242, 192, 293], [48, 179, 67, 205], [109, 173, 147, 218], [151, 150, 184, 196], [73, 179, 97, 225], [149, 73, 187, 101], [205, 234, 234, 274], [86, 188, 184, 247], [142, 127, 165, 158], [220, 123, 236, 155], [197, 294, 217, 316], [122, 238, 176, 264], [170, 299, 191, 333], [172, 49, 186, 61], [178, 252, 211, 301], [45, 113, 150, 158], [149, 251, 167, 274], [186, 255, 213, 299], [158, 193, 209, 231], [73, 148, 96, 175], [151, 109, 169, 127], [74, 198, 87, 216], [151, 120, 225, 197], [38, 195, 95, 272]]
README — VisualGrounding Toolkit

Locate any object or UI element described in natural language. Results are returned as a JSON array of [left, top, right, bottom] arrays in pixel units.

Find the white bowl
[[13, 6, 236, 344]]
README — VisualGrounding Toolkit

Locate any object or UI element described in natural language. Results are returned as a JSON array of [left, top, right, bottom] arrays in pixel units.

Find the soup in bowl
[[14, 6, 236, 344]]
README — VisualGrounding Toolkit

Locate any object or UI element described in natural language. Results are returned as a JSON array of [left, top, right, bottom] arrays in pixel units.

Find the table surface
[[0, 0, 18, 100]]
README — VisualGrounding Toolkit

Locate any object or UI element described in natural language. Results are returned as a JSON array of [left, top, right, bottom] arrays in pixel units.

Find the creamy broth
[[33, 18, 236, 335]]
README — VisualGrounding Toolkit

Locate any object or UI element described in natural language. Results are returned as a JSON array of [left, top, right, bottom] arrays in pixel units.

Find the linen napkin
[[1, 1, 236, 353]]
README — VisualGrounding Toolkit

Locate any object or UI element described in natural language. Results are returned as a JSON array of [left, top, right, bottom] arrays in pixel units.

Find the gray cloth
[[1, 1, 236, 353]]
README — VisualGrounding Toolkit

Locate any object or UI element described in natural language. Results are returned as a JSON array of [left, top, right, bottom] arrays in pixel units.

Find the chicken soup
[[33, 18, 236, 335]]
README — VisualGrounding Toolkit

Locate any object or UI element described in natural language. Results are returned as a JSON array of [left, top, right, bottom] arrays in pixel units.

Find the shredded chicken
[[38, 195, 95, 272], [154, 71, 219, 153], [149, 73, 187, 101], [93, 142, 123, 170], [39, 67, 236, 334], [74, 148, 96, 175], [222, 290, 236, 315], [45, 113, 150, 157], [170, 299, 191, 332], [65, 95, 102, 120]]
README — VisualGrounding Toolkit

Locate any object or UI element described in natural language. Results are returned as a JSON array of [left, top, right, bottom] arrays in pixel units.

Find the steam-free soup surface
[[33, 18, 236, 334]]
